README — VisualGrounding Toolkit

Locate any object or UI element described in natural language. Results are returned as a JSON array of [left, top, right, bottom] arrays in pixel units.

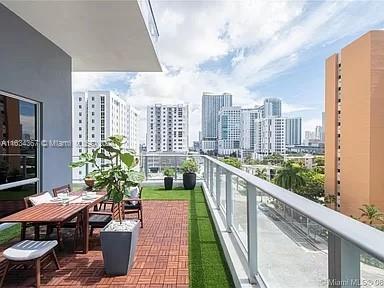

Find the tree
[[314, 157, 325, 174], [262, 153, 284, 165], [359, 204, 384, 225], [273, 161, 305, 191], [244, 155, 253, 165], [296, 170, 324, 202], [254, 168, 268, 181], [222, 157, 241, 169]]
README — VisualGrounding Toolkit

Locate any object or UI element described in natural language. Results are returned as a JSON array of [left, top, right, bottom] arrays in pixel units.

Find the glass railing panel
[[361, 252, 384, 287], [195, 156, 204, 180], [257, 190, 328, 287], [232, 175, 248, 248], [211, 165, 216, 200], [146, 155, 163, 180]]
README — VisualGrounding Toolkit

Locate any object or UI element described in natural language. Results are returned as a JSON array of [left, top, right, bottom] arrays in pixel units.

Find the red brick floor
[[0, 200, 189, 288]]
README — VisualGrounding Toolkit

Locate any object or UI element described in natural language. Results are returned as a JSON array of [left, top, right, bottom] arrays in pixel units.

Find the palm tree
[[359, 204, 384, 225], [273, 162, 305, 191], [254, 168, 268, 181]]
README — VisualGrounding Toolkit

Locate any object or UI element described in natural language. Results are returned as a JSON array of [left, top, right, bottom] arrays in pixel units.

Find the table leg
[[21, 223, 26, 240], [34, 225, 40, 240], [82, 207, 89, 254], [56, 224, 63, 249]]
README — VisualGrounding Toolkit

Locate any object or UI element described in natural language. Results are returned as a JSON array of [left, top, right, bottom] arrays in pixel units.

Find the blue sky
[[72, 0, 384, 144]]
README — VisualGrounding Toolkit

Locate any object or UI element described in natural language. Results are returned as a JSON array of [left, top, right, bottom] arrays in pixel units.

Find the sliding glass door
[[0, 91, 40, 217]]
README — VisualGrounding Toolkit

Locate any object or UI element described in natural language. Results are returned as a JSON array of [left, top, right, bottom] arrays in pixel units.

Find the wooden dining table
[[0, 191, 106, 254]]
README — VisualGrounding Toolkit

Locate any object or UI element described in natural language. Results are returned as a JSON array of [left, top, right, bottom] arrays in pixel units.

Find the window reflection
[[0, 95, 37, 185], [0, 183, 37, 217]]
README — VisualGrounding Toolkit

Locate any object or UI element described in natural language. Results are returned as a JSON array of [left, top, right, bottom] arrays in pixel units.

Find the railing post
[[204, 158, 208, 182], [215, 165, 221, 209], [225, 171, 233, 232], [144, 155, 148, 180], [209, 161, 214, 195], [247, 183, 258, 284], [174, 156, 178, 180], [328, 232, 360, 288]]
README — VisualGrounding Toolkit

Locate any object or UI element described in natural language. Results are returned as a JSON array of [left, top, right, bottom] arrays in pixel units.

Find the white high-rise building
[[217, 106, 241, 155], [254, 117, 286, 158], [240, 107, 263, 154], [315, 125, 323, 141], [72, 91, 139, 180], [146, 104, 189, 152], [286, 118, 302, 145], [201, 92, 232, 153]]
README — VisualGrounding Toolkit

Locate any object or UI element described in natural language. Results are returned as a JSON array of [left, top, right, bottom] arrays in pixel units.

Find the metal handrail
[[202, 155, 384, 262]]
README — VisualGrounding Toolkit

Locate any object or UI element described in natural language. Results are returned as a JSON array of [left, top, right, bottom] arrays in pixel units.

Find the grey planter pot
[[100, 219, 140, 275]]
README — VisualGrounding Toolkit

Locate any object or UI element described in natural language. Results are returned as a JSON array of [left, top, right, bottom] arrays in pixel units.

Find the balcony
[[141, 153, 384, 287], [1, 154, 384, 287]]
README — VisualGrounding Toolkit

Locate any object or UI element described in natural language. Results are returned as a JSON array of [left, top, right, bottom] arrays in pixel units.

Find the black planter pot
[[164, 176, 173, 190], [100, 220, 140, 275], [183, 173, 196, 190]]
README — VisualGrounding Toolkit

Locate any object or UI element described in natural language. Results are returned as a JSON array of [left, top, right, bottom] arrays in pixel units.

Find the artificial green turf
[[0, 224, 20, 245], [143, 186, 234, 288]]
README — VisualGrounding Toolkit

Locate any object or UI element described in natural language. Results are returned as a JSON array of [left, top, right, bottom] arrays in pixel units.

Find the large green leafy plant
[[70, 135, 144, 222], [181, 158, 199, 174]]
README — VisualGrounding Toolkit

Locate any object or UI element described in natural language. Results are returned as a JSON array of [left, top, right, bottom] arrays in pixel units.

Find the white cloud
[[303, 118, 321, 134], [72, 0, 384, 145], [283, 103, 313, 114], [72, 72, 129, 91]]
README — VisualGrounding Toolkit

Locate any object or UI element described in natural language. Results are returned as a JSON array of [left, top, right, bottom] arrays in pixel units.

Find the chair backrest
[[25, 191, 52, 207], [52, 184, 71, 197]]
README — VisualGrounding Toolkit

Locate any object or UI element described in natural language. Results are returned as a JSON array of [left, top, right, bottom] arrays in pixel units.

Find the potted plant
[[181, 158, 199, 190], [84, 175, 95, 190], [163, 167, 175, 190], [70, 135, 144, 275]]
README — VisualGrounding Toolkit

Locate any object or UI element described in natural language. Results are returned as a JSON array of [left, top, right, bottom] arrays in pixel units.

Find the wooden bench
[[0, 240, 60, 288]]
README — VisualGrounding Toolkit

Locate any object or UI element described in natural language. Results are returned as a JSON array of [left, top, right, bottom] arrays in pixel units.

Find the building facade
[[263, 98, 282, 118], [285, 118, 302, 145], [254, 117, 286, 158], [217, 106, 241, 155], [146, 104, 189, 153], [72, 91, 139, 180], [201, 92, 232, 153], [325, 31, 384, 217], [240, 107, 263, 155]]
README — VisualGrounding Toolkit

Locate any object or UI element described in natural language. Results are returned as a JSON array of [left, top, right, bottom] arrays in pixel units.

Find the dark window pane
[[0, 182, 37, 217], [0, 95, 37, 184]]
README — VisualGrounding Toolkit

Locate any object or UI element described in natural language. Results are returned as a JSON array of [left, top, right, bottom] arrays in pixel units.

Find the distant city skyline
[[72, 1, 384, 145]]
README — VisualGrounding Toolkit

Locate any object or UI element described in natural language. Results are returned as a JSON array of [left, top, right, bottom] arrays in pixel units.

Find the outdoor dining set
[[0, 184, 143, 288]]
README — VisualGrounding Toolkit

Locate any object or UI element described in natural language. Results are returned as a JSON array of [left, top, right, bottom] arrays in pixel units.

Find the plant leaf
[[121, 152, 134, 167]]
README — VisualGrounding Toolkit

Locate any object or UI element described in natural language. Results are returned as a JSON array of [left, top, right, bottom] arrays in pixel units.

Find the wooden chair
[[22, 193, 52, 240], [50, 185, 82, 249], [52, 184, 71, 197], [124, 187, 143, 228], [0, 240, 60, 288]]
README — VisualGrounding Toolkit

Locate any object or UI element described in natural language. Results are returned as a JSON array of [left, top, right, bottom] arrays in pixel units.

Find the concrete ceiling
[[2, 0, 161, 72]]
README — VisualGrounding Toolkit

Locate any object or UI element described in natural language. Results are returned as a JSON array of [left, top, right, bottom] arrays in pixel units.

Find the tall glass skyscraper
[[201, 92, 232, 153], [263, 98, 282, 118]]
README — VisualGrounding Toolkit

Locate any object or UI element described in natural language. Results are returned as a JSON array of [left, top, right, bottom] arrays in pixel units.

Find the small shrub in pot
[[181, 158, 199, 190], [163, 167, 175, 190]]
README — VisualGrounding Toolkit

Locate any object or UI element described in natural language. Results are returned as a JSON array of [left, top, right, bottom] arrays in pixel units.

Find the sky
[[72, 0, 384, 145]]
